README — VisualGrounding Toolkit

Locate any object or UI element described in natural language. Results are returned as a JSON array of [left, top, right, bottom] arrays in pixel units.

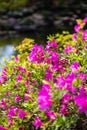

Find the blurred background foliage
[[0, 0, 28, 10], [0, 0, 83, 10]]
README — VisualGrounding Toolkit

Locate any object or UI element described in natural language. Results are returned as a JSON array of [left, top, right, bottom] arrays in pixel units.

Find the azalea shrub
[[0, 18, 87, 130]]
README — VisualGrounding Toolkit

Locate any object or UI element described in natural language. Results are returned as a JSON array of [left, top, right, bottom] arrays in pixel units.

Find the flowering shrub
[[0, 18, 87, 130]]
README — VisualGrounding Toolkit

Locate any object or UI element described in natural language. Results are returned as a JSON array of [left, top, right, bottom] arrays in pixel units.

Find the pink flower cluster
[[38, 84, 52, 111], [8, 106, 27, 119], [0, 17, 87, 129], [28, 44, 44, 63]]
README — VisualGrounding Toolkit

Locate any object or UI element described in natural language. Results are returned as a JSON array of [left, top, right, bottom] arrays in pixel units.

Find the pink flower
[[18, 109, 27, 118], [33, 116, 42, 129], [18, 66, 26, 73], [24, 79, 29, 86], [28, 44, 44, 63], [2, 67, 7, 75], [32, 79, 37, 85], [66, 73, 76, 84], [46, 38, 58, 52], [46, 110, 57, 120], [60, 105, 68, 115], [56, 75, 65, 89], [78, 73, 86, 81], [16, 74, 22, 82], [8, 107, 19, 118], [8, 110, 16, 117], [65, 73, 76, 93], [83, 17, 87, 23], [65, 72, 76, 86], [72, 33, 77, 40], [38, 93, 52, 111], [38, 84, 52, 111], [24, 94, 29, 101], [82, 30, 87, 42], [64, 45, 74, 53], [45, 67, 53, 81], [66, 84, 76, 94], [45, 51, 59, 72], [70, 61, 80, 72], [62, 93, 71, 104], [41, 83, 51, 92], [1, 74, 7, 81], [74, 23, 81, 32], [1, 67, 7, 81], [8, 118, 14, 126], [44, 57, 51, 64], [0, 79, 3, 85], [8, 107, 26, 118], [15, 95, 22, 102], [74, 93, 87, 114], [0, 99, 7, 108], [14, 56, 19, 62], [84, 45, 87, 49], [50, 51, 59, 63], [0, 126, 7, 130]]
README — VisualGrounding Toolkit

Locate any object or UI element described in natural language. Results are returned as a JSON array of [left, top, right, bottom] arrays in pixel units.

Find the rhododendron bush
[[0, 18, 87, 130]]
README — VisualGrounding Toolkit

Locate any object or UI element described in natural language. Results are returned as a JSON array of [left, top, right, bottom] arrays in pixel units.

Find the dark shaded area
[[70, 114, 87, 130], [0, 0, 87, 36]]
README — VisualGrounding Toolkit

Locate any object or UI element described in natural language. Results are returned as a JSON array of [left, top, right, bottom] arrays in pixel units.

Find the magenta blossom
[[0, 99, 7, 108], [72, 33, 77, 40], [70, 61, 80, 72], [0, 126, 7, 130], [65, 72, 76, 93], [14, 56, 19, 62], [62, 93, 71, 104], [50, 51, 59, 63], [66, 72, 76, 83], [74, 23, 81, 32], [18, 66, 26, 73], [28, 44, 44, 63], [46, 110, 57, 120], [16, 74, 22, 82], [8, 118, 14, 126], [38, 84, 52, 111], [18, 109, 27, 118], [41, 83, 51, 92], [83, 17, 87, 23], [24, 79, 29, 86], [46, 38, 58, 52], [84, 45, 87, 49], [60, 104, 68, 115], [45, 67, 53, 81], [15, 95, 22, 102], [33, 116, 42, 129], [1, 67, 7, 81], [8, 107, 27, 118], [56, 75, 65, 89], [44, 57, 51, 64], [82, 30, 87, 42], [8, 107, 19, 118], [78, 72, 86, 81], [38, 92, 52, 111], [74, 94, 87, 114], [64, 45, 74, 53], [0, 79, 3, 84], [66, 85, 76, 94]]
